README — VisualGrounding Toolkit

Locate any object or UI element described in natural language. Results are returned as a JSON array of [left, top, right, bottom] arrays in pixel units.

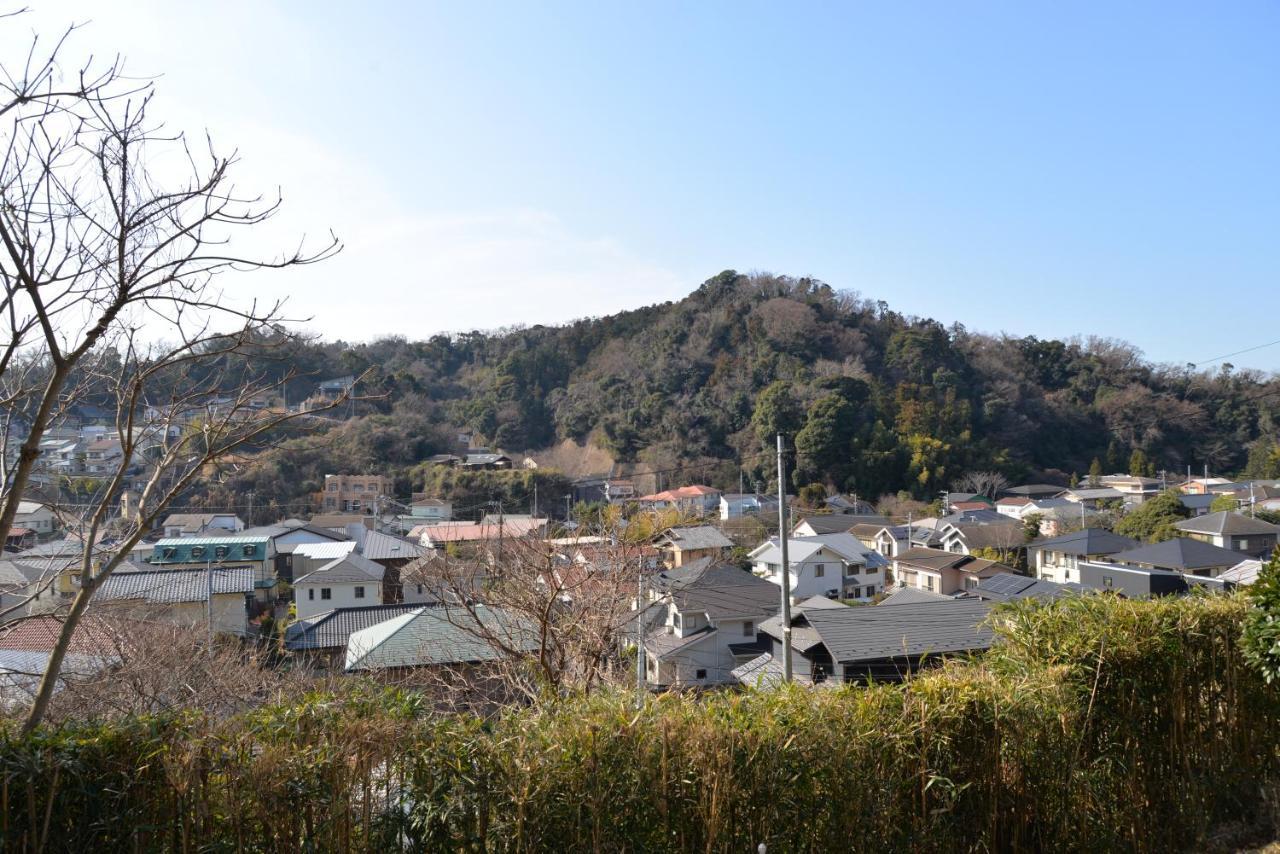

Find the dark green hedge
[[1, 594, 1275, 852]]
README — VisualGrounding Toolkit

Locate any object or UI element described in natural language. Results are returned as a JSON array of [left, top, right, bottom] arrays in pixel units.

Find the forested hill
[[208, 271, 1280, 512]]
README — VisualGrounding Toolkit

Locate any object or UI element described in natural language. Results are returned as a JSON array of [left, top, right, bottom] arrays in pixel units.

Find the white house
[[642, 559, 780, 689], [293, 553, 385, 620], [13, 500, 57, 536], [749, 532, 888, 601], [162, 513, 246, 538], [719, 493, 778, 520], [409, 498, 453, 522]]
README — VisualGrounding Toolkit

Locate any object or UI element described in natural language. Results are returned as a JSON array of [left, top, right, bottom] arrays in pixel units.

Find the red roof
[[637, 484, 721, 502], [7, 527, 34, 537], [996, 497, 1032, 507], [951, 501, 992, 512], [0, 615, 122, 655]]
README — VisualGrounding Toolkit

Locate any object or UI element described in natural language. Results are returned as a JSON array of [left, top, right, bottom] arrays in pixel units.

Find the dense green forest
[[199, 271, 1280, 516]]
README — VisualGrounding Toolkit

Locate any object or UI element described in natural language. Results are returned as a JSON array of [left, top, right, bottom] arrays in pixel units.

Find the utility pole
[[636, 553, 646, 706], [206, 554, 214, 647], [532, 482, 538, 518], [564, 494, 572, 522], [776, 434, 793, 683]]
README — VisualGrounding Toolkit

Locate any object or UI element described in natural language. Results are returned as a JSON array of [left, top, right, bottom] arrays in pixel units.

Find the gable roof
[[349, 528, 427, 562], [284, 603, 425, 651], [1110, 537, 1244, 571], [637, 484, 721, 502], [96, 567, 255, 604], [344, 605, 535, 670], [795, 513, 890, 535], [294, 552, 385, 585], [764, 598, 993, 664], [877, 586, 952, 606], [658, 526, 734, 551], [751, 532, 888, 568], [1027, 528, 1140, 557], [893, 547, 1010, 576], [650, 559, 781, 620], [1173, 511, 1280, 537], [1003, 484, 1067, 498], [0, 615, 123, 654]]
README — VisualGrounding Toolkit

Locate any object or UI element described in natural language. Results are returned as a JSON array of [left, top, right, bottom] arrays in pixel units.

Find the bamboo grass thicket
[[0, 593, 1276, 852]]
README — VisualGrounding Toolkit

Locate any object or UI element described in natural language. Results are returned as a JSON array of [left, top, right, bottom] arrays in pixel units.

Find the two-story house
[[293, 553, 386, 620], [162, 513, 246, 538], [408, 498, 453, 522], [148, 536, 276, 602], [636, 485, 722, 517], [891, 546, 1012, 595], [655, 525, 734, 568], [641, 559, 780, 689], [1172, 511, 1280, 559], [1026, 528, 1140, 584], [749, 532, 889, 601]]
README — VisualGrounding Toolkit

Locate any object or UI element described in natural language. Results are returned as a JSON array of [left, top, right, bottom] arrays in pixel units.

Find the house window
[[321, 588, 332, 600], [353, 483, 365, 491], [1103, 576, 1113, 588], [327, 483, 337, 492], [1239, 539, 1250, 551], [743, 621, 754, 636], [865, 565, 878, 574], [695, 669, 707, 680], [814, 564, 825, 578], [191, 546, 205, 559], [672, 613, 681, 630], [162, 547, 176, 559], [355, 586, 365, 599], [416, 584, 423, 594], [241, 545, 255, 558], [848, 586, 861, 598], [308, 589, 315, 600], [925, 576, 935, 591]]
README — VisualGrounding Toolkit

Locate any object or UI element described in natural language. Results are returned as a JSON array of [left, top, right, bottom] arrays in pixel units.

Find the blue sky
[[14, 2, 1280, 370]]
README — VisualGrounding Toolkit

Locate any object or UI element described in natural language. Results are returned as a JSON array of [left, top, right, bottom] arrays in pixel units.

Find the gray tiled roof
[[294, 552, 385, 585], [345, 605, 535, 671], [661, 526, 734, 551], [802, 599, 993, 663], [1027, 528, 1140, 557], [651, 560, 781, 620], [1174, 511, 1280, 537], [645, 626, 717, 659], [1111, 537, 1244, 571], [96, 567, 255, 604], [352, 528, 426, 562], [797, 514, 889, 534], [285, 603, 424, 651], [877, 587, 952, 606]]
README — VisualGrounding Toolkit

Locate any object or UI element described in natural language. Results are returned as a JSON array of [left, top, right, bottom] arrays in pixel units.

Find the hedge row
[[1, 594, 1276, 852]]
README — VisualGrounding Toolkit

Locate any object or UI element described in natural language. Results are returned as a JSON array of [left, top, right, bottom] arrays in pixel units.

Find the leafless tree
[[953, 471, 1010, 500], [0, 19, 344, 732], [395, 533, 650, 704]]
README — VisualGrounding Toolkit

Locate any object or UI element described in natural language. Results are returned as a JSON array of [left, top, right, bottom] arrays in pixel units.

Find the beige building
[[317, 474, 394, 514]]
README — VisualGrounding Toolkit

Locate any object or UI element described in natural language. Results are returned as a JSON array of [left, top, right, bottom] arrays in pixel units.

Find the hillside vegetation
[[203, 271, 1280, 513]]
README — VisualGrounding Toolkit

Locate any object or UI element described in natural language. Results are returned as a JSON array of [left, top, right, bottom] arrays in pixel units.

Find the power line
[[1191, 336, 1280, 368]]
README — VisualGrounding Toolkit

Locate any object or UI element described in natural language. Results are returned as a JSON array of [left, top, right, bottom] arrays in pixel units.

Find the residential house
[[1172, 511, 1280, 559], [346, 526, 427, 601], [891, 547, 1012, 595], [83, 438, 123, 474], [344, 604, 536, 672], [0, 560, 61, 619], [414, 518, 547, 553], [462, 452, 512, 470], [1180, 477, 1234, 495], [1073, 560, 1195, 597], [642, 559, 780, 689], [1108, 537, 1244, 578], [738, 597, 994, 686], [13, 500, 57, 537], [938, 518, 1025, 557], [636, 485, 722, 516], [604, 479, 636, 503], [750, 532, 888, 601], [873, 523, 944, 558], [792, 513, 890, 538], [719, 493, 779, 520], [161, 513, 245, 538], [310, 513, 374, 532], [0, 616, 121, 707], [4, 528, 35, 552], [238, 521, 351, 583], [1001, 484, 1067, 500], [148, 537, 276, 602], [1178, 493, 1218, 517], [823, 494, 879, 515], [1027, 528, 1140, 584], [293, 553, 385, 620], [655, 525, 734, 568], [1062, 486, 1126, 508], [95, 567, 256, 636], [284, 603, 425, 667], [1099, 475, 1163, 503], [316, 474, 394, 514], [408, 498, 453, 522]]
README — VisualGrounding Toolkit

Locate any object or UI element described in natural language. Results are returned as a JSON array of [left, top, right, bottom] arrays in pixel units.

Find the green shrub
[[0, 595, 1275, 852]]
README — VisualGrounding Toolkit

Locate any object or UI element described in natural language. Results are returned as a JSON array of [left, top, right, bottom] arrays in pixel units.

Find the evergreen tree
[[1242, 549, 1280, 684], [1088, 458, 1103, 486], [1115, 489, 1190, 543]]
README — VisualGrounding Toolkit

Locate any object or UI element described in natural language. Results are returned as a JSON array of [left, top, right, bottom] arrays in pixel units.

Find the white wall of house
[[294, 579, 381, 619], [14, 503, 56, 534], [646, 602, 769, 688], [410, 502, 452, 521], [754, 549, 882, 601]]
